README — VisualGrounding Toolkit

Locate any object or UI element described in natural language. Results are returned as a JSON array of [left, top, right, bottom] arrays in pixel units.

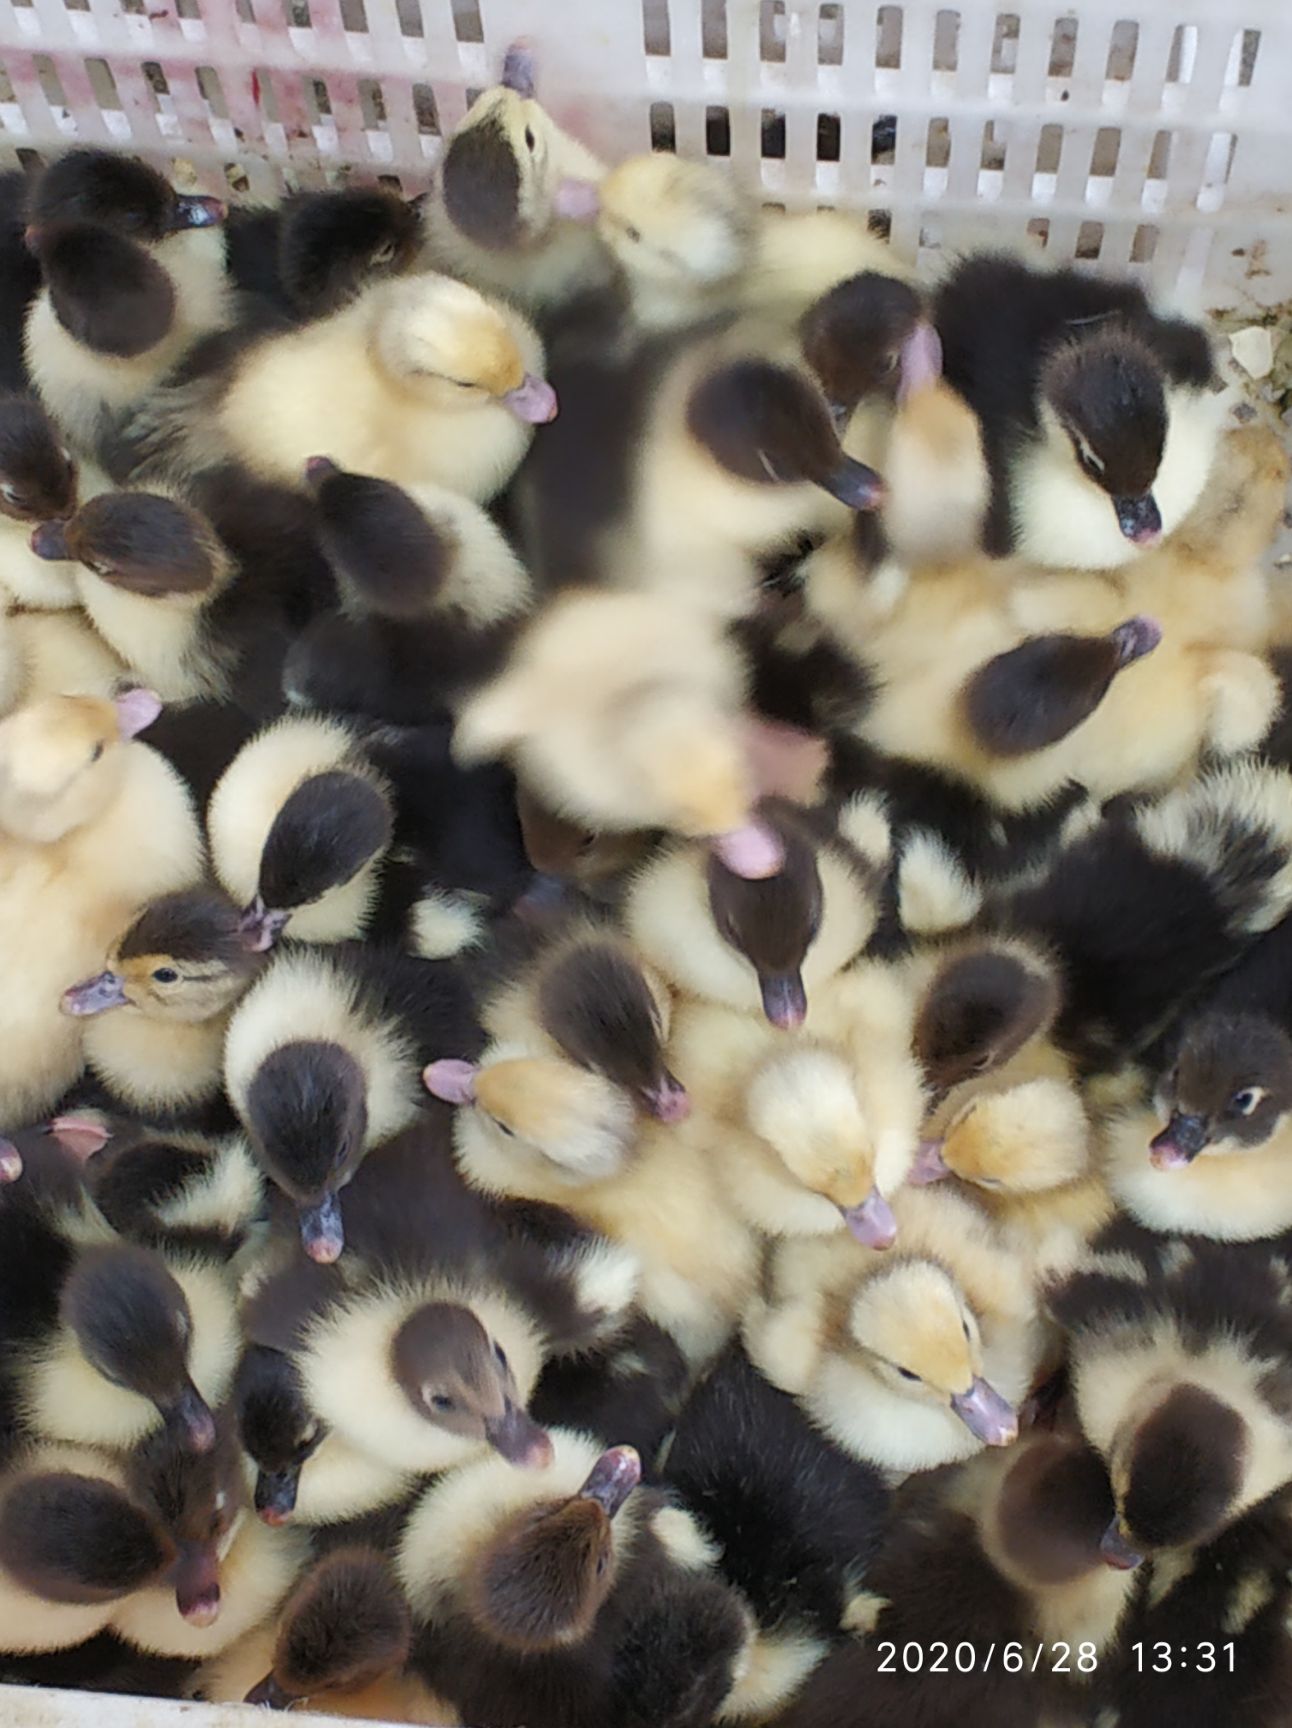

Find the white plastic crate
[[0, 0, 1289, 309]]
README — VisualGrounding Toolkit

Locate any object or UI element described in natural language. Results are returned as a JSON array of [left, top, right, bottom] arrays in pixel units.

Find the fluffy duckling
[[934, 251, 1222, 567], [0, 392, 84, 609], [0, 689, 202, 1130], [624, 794, 891, 1026], [425, 1048, 758, 1365], [664, 1343, 890, 1719], [455, 588, 788, 875], [287, 456, 532, 723], [60, 887, 265, 1129], [773, 1430, 1133, 1728], [83, 1125, 263, 1262], [199, 1547, 415, 1712], [133, 272, 556, 503], [27, 148, 226, 241], [422, 44, 607, 315], [224, 940, 473, 1260], [746, 1185, 1036, 1478], [207, 714, 395, 949], [227, 185, 422, 322], [398, 1429, 752, 1728], [482, 921, 689, 1122], [1050, 1223, 1292, 1564]]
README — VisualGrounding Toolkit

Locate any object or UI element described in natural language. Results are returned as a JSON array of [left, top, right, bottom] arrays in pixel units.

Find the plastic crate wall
[[0, 0, 1290, 301]]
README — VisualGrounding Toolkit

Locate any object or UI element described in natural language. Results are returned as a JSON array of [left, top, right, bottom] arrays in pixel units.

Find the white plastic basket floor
[[0, 0, 1290, 309]]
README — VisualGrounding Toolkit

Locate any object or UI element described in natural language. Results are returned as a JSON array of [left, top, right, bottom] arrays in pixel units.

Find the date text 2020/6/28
[[876, 1642, 1100, 1675]]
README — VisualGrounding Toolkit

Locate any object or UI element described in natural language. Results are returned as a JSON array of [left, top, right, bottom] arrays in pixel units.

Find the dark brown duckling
[[0, 392, 81, 609], [227, 186, 421, 324], [798, 270, 933, 425], [243, 1547, 412, 1708], [28, 148, 226, 239], [0, 1462, 170, 1607], [26, 221, 177, 363], [910, 936, 1061, 1104]]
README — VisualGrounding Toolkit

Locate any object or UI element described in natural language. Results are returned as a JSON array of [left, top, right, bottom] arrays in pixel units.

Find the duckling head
[[27, 222, 177, 358], [246, 1548, 412, 1708], [848, 1259, 1018, 1446], [60, 1242, 217, 1455], [686, 358, 883, 510], [279, 187, 421, 319], [440, 76, 599, 253], [706, 800, 824, 1028], [597, 153, 753, 291], [465, 1445, 641, 1650], [62, 886, 264, 1022], [425, 1052, 638, 1182], [0, 393, 76, 523], [373, 275, 557, 422], [126, 1403, 245, 1626], [235, 1344, 325, 1527], [243, 1040, 368, 1263], [913, 942, 1060, 1102], [31, 491, 228, 599], [1104, 1382, 1248, 1563], [535, 938, 689, 1122], [989, 1431, 1117, 1586], [916, 1078, 1091, 1194], [1149, 1011, 1292, 1169], [31, 147, 226, 238], [799, 271, 936, 422], [0, 688, 160, 843], [745, 1044, 897, 1246], [1040, 327, 1176, 549], [0, 1468, 170, 1604], [391, 1300, 553, 1469], [305, 458, 454, 620]]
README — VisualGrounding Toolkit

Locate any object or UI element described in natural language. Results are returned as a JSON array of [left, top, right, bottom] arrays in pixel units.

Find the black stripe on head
[[441, 113, 524, 249]]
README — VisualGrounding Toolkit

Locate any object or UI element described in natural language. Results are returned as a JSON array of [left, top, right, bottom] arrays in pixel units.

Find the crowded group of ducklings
[[4, 35, 1292, 1728]]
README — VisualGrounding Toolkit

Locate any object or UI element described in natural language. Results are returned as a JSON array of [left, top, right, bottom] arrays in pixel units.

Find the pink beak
[[950, 1376, 1018, 1447], [907, 1139, 951, 1185], [554, 177, 601, 222], [711, 821, 785, 881], [841, 1188, 898, 1249], [502, 373, 558, 424], [423, 1058, 480, 1106], [896, 320, 944, 402], [113, 687, 162, 739]]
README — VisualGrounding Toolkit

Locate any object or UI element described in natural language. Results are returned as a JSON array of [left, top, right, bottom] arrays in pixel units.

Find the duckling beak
[[500, 38, 538, 98], [1108, 615, 1162, 667], [1149, 1112, 1211, 1169], [303, 454, 340, 491], [485, 1401, 554, 1470], [61, 969, 130, 1017], [238, 895, 291, 954], [759, 971, 808, 1031], [254, 1468, 300, 1526], [1098, 1517, 1144, 1571], [711, 821, 786, 881], [501, 373, 559, 424], [298, 1192, 345, 1264], [163, 1379, 218, 1454], [245, 1672, 294, 1709], [554, 177, 601, 222], [840, 1187, 898, 1249], [422, 1057, 480, 1106], [0, 1137, 22, 1183], [47, 1113, 111, 1161], [174, 1539, 222, 1625], [907, 1139, 951, 1185], [949, 1376, 1018, 1447], [642, 1071, 691, 1123], [171, 193, 227, 231], [578, 1445, 642, 1518], [1113, 492, 1162, 547], [896, 321, 943, 403], [819, 454, 884, 511], [29, 519, 70, 560], [113, 686, 163, 739]]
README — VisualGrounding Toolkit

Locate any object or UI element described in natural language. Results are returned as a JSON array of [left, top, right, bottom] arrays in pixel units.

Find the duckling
[[933, 251, 1222, 567], [664, 1343, 890, 1719], [746, 1185, 1036, 1478], [529, 1314, 690, 1466], [27, 148, 226, 242], [0, 689, 202, 1130], [1050, 1224, 1292, 1562], [84, 1126, 263, 1262], [60, 887, 265, 1129], [207, 715, 395, 949], [398, 1429, 752, 1728], [224, 942, 468, 1260], [227, 185, 422, 322], [624, 794, 890, 1025], [200, 1547, 413, 1711], [482, 921, 689, 1122], [234, 1343, 413, 1529], [455, 587, 787, 873], [131, 273, 556, 503], [773, 1430, 1133, 1728], [0, 392, 84, 608], [427, 1048, 758, 1365], [286, 456, 533, 723], [422, 44, 607, 316]]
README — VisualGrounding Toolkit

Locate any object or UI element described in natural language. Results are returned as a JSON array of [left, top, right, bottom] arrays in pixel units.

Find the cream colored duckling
[[422, 43, 607, 313], [0, 690, 201, 1129], [745, 1185, 1038, 1478], [138, 273, 556, 504], [0, 605, 125, 713], [426, 1047, 758, 1366]]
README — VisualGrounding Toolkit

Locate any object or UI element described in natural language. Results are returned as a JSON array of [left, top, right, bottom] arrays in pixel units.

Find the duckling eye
[[624, 223, 642, 244], [962, 1317, 972, 1340], [371, 240, 397, 266], [86, 560, 112, 578], [524, 126, 536, 152], [151, 966, 179, 984], [489, 1116, 516, 1140], [430, 1394, 456, 1414], [1231, 1087, 1263, 1116], [493, 1341, 508, 1370], [0, 484, 19, 505], [595, 1552, 610, 1577], [895, 1366, 920, 1383], [89, 741, 105, 765]]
